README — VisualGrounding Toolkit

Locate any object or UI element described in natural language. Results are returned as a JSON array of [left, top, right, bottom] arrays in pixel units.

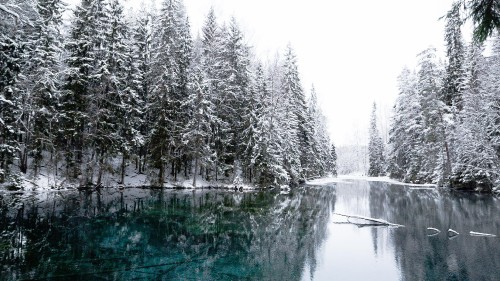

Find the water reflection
[[1, 180, 498, 281], [368, 181, 500, 281], [0, 187, 335, 280]]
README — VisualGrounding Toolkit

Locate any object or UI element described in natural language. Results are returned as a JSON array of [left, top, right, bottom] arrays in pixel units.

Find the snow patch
[[307, 175, 437, 188]]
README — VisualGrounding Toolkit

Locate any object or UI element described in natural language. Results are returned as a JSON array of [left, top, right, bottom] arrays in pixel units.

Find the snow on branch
[[333, 213, 404, 228], [0, 4, 20, 23]]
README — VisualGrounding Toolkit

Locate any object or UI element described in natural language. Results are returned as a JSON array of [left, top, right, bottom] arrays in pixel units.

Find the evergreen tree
[[200, 9, 231, 181], [329, 144, 337, 177], [0, 2, 25, 182], [368, 102, 384, 177], [451, 42, 497, 191], [183, 66, 214, 187], [62, 0, 110, 182], [251, 63, 288, 186], [148, 0, 192, 185], [106, 0, 142, 184], [31, 0, 65, 175], [443, 1, 467, 111], [307, 85, 332, 178], [416, 48, 446, 183], [279, 45, 309, 184], [387, 68, 421, 181], [224, 17, 252, 182], [130, 4, 155, 174]]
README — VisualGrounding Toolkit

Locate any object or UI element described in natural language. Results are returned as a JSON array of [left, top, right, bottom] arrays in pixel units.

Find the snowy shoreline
[[0, 169, 265, 193], [306, 175, 438, 188]]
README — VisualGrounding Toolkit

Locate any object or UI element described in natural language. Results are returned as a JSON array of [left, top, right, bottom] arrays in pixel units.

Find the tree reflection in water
[[2, 181, 498, 281], [0, 186, 335, 280], [368, 181, 500, 281]]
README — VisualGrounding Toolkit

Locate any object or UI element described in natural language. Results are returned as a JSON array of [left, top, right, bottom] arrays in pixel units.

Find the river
[[1, 179, 498, 280]]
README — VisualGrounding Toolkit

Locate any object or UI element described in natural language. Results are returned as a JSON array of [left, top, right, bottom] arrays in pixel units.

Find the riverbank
[[307, 175, 437, 187], [0, 168, 261, 192]]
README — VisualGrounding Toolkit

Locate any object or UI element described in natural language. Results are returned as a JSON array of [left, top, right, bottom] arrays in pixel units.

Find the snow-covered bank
[[306, 175, 438, 188], [3, 171, 260, 192]]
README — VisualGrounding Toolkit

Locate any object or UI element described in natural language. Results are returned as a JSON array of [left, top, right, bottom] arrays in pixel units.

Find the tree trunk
[[120, 151, 126, 184], [193, 157, 198, 187], [158, 161, 164, 188], [19, 148, 28, 174], [97, 156, 104, 187]]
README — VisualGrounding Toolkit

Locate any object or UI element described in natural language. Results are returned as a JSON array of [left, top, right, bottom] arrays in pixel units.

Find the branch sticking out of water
[[427, 227, 441, 236], [333, 213, 404, 228], [448, 229, 459, 237], [470, 231, 496, 237]]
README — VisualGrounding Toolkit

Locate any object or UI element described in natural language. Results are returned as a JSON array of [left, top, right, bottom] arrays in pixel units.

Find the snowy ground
[[306, 174, 438, 188], [14, 171, 259, 191], [2, 156, 260, 191]]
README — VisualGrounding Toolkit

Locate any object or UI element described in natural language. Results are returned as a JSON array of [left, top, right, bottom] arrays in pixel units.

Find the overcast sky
[[73, 0, 462, 146], [179, 0, 459, 147]]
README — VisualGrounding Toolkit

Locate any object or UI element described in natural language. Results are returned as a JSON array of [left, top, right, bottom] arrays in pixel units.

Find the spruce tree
[[330, 144, 337, 177], [451, 42, 497, 191], [416, 48, 446, 183], [280, 45, 308, 184], [387, 68, 421, 181], [131, 5, 155, 174], [368, 102, 384, 177], [251, 63, 288, 186], [148, 0, 192, 185], [0, 5, 23, 182]]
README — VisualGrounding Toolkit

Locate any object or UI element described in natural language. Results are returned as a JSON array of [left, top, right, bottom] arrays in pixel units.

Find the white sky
[[77, 0, 462, 146]]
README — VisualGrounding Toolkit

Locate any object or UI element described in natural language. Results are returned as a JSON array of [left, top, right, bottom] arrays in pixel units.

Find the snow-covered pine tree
[[451, 42, 498, 191], [251, 63, 288, 186], [183, 66, 214, 187], [223, 17, 252, 182], [62, 0, 110, 182], [368, 102, 384, 177], [200, 9, 232, 181], [148, 0, 192, 185], [0, 0, 29, 183], [440, 1, 467, 183], [130, 4, 155, 174], [443, 1, 466, 111], [486, 33, 500, 171], [240, 63, 262, 183], [307, 85, 332, 178], [416, 47, 447, 184], [105, 0, 142, 185], [29, 0, 65, 176], [279, 45, 309, 184], [329, 143, 337, 177], [387, 68, 421, 181]]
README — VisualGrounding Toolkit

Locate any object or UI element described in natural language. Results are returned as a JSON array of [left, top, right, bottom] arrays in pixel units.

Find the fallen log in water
[[427, 227, 441, 236], [333, 213, 404, 228], [470, 231, 496, 237], [448, 229, 459, 237]]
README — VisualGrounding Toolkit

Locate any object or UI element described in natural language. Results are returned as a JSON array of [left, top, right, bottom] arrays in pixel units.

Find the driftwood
[[333, 213, 404, 228], [427, 227, 441, 237], [448, 229, 459, 237], [470, 231, 496, 237]]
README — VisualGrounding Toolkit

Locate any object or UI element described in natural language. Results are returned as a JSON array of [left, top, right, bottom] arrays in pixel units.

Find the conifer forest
[[0, 0, 336, 189], [1, 0, 500, 193], [1, 1, 499, 280]]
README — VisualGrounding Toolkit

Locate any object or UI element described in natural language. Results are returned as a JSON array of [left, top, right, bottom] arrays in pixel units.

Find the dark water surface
[[0, 180, 498, 280]]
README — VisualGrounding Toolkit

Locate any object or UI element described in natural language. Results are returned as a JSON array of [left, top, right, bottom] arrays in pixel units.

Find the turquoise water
[[0, 180, 498, 280]]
